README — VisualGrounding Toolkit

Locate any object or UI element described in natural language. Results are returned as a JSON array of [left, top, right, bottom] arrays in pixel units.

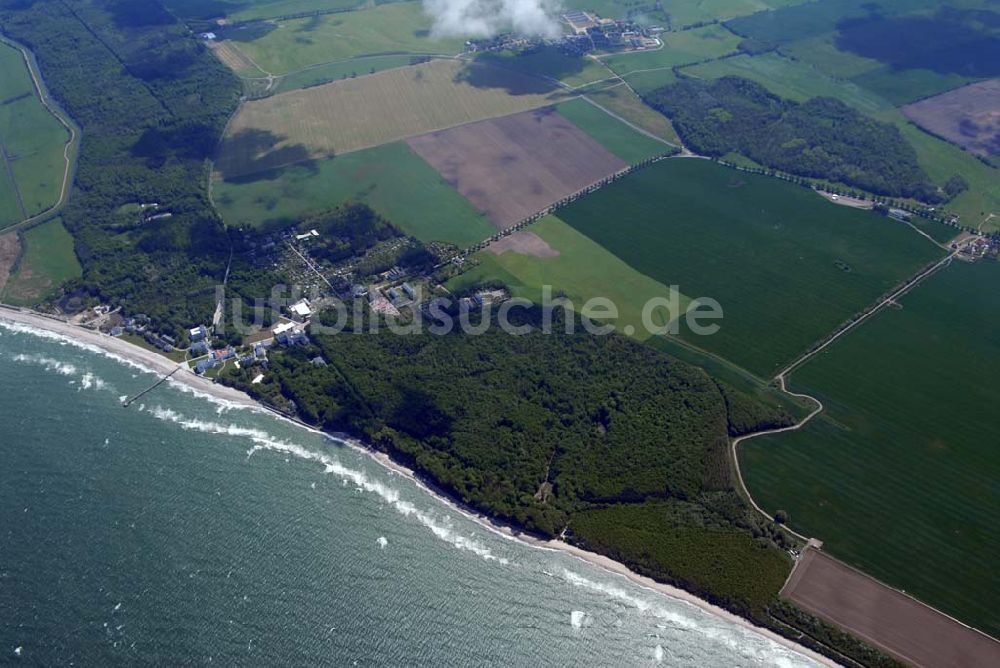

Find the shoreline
[[0, 305, 837, 667]]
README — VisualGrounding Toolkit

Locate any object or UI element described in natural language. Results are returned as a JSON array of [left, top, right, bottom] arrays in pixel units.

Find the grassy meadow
[[0, 41, 71, 226], [213, 141, 494, 245], [449, 215, 692, 340], [1, 218, 80, 305], [741, 260, 1000, 637], [232, 3, 465, 75], [556, 159, 944, 377], [555, 97, 671, 163]]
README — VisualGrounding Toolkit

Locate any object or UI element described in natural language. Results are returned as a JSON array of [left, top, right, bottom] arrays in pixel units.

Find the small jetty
[[121, 367, 181, 407]]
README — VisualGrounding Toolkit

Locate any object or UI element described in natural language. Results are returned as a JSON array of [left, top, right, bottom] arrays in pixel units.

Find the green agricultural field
[[213, 141, 494, 246], [448, 215, 692, 340], [775, 31, 981, 106], [1, 218, 80, 305], [476, 47, 611, 89], [272, 54, 430, 93], [584, 84, 682, 145], [851, 66, 979, 106], [0, 41, 71, 227], [232, 3, 466, 75], [604, 24, 741, 77], [555, 97, 671, 163], [741, 260, 1000, 637], [557, 159, 944, 377]]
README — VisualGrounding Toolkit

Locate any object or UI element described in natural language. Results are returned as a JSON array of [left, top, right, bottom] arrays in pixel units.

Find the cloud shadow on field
[[835, 7, 1000, 77], [216, 128, 321, 183], [454, 61, 563, 96]]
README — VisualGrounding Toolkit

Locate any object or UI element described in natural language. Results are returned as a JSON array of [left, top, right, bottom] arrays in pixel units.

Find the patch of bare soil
[[782, 548, 1000, 667], [902, 79, 1000, 157], [489, 230, 559, 257], [407, 107, 627, 229]]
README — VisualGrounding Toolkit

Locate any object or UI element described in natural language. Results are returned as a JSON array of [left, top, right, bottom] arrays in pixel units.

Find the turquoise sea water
[[0, 318, 819, 666]]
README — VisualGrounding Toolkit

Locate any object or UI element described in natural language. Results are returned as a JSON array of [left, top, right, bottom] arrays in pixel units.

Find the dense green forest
[[0, 0, 241, 332], [646, 76, 944, 202], [222, 308, 796, 612], [220, 309, 903, 665]]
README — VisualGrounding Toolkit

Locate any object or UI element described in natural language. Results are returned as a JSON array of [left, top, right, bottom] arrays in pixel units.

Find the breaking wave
[[562, 569, 814, 666], [12, 353, 78, 376], [0, 319, 151, 374], [144, 406, 510, 566]]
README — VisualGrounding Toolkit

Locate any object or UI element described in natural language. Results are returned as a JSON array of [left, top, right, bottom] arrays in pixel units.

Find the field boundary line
[[0, 141, 28, 220], [0, 35, 79, 232]]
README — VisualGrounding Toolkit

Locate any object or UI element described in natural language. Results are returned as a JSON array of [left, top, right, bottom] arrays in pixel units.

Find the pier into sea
[[121, 366, 181, 407]]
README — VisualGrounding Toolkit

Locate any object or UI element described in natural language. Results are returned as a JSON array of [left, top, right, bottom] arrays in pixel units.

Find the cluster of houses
[[952, 235, 999, 261]]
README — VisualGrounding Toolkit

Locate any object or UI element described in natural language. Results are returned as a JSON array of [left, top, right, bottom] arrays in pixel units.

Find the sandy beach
[[0, 304, 837, 667]]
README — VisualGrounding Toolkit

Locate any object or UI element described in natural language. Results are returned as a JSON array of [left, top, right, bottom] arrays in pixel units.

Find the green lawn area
[[120, 332, 189, 363], [556, 158, 944, 377], [604, 24, 741, 77], [0, 41, 70, 225], [476, 47, 611, 89], [448, 215, 692, 341], [555, 97, 671, 164], [1, 218, 80, 305], [234, 3, 466, 75], [213, 141, 494, 246], [741, 260, 1000, 637]]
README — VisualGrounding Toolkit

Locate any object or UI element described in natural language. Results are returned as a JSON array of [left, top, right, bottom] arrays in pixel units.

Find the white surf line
[[0, 36, 79, 231], [0, 305, 834, 666]]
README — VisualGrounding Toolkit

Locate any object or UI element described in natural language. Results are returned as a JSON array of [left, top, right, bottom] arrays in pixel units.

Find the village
[[66, 221, 509, 385]]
